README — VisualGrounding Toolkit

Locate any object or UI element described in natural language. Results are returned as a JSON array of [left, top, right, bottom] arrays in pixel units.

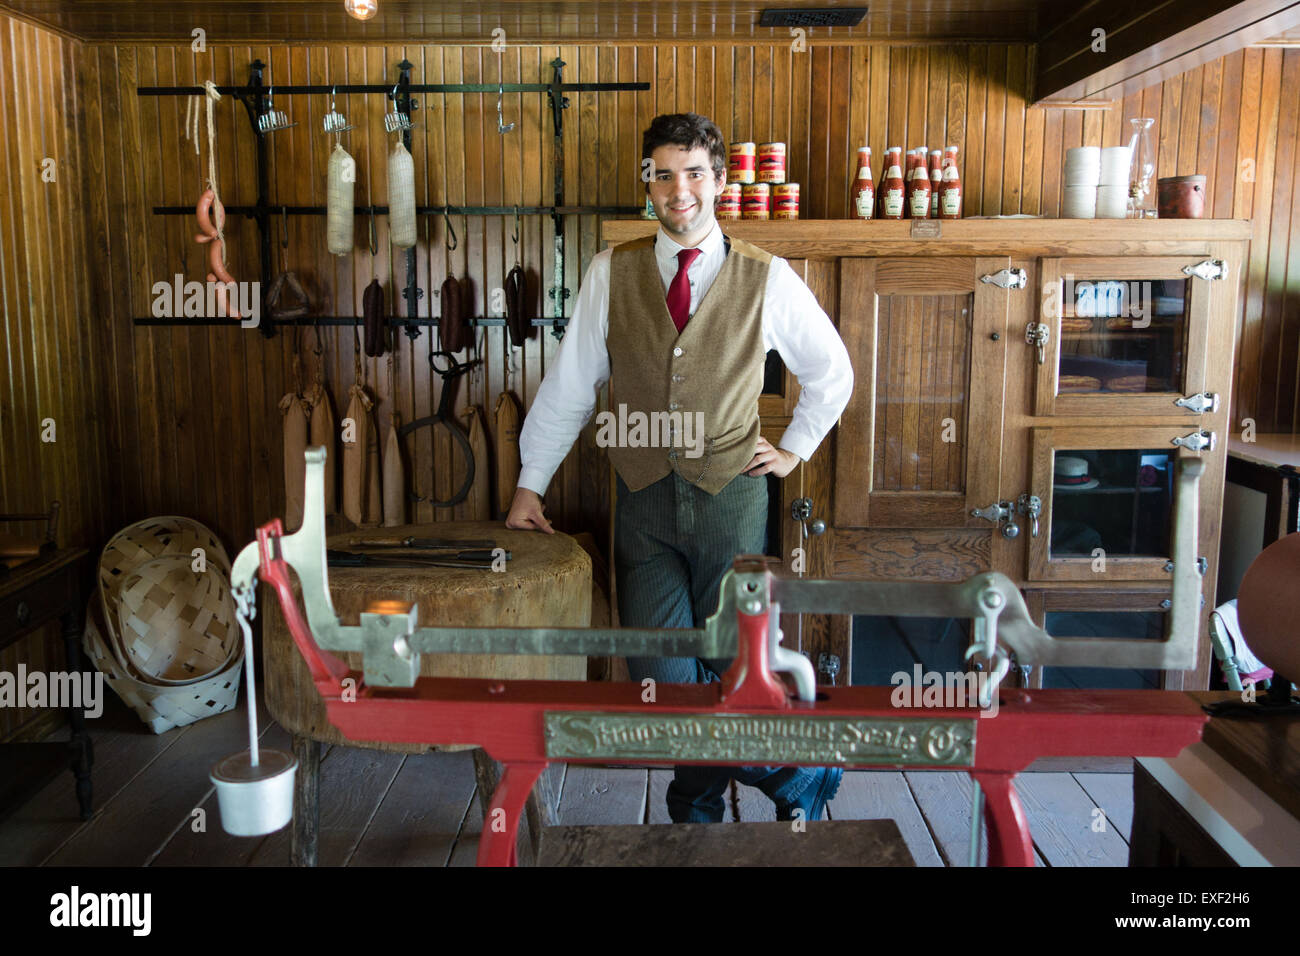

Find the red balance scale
[[221, 449, 1209, 866]]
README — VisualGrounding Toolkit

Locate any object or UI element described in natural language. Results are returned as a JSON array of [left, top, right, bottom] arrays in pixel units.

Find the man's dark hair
[[642, 113, 727, 184]]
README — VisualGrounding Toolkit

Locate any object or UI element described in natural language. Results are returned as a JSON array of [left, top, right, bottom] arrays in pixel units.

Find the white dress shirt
[[518, 220, 854, 495]]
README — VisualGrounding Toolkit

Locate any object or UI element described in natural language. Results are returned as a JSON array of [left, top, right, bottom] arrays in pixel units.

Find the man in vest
[[507, 113, 854, 824]]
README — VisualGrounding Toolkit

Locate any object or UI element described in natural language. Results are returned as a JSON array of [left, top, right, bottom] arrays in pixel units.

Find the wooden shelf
[[601, 218, 1254, 258]]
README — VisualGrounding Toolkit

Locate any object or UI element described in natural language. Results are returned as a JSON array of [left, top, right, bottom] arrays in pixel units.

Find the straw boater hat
[[1053, 455, 1098, 490]]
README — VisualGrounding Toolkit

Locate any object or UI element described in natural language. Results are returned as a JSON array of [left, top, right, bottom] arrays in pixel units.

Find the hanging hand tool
[[401, 347, 479, 508]]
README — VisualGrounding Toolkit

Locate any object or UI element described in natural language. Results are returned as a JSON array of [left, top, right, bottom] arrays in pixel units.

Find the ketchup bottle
[[908, 152, 932, 219], [939, 145, 963, 219], [902, 149, 916, 218], [852, 146, 875, 219], [929, 150, 942, 218], [881, 147, 905, 220]]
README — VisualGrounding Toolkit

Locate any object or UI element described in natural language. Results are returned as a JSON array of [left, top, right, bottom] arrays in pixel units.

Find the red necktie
[[666, 247, 702, 333]]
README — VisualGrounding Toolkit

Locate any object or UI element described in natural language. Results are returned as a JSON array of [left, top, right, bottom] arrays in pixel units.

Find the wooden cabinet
[[602, 219, 1251, 691]]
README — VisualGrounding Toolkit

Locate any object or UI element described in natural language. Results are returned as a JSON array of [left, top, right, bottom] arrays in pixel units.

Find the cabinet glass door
[[834, 257, 1012, 529], [1035, 258, 1213, 417], [1023, 587, 1172, 689], [1027, 426, 1209, 582]]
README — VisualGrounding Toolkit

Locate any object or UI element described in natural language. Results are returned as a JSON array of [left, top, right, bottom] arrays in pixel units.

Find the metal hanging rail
[[133, 57, 649, 335]]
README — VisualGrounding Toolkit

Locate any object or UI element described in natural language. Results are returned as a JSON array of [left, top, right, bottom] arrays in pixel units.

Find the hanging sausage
[[327, 142, 355, 256], [363, 279, 385, 357], [388, 140, 417, 249]]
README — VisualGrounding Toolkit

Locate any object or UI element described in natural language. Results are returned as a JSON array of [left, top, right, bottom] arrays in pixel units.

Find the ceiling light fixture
[[345, 0, 378, 21]]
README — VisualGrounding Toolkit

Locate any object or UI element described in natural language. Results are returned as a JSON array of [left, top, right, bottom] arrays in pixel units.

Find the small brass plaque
[[544, 712, 975, 766], [911, 219, 941, 239]]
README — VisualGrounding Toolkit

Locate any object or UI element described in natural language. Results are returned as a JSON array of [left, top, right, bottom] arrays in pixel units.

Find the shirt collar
[[655, 220, 724, 266]]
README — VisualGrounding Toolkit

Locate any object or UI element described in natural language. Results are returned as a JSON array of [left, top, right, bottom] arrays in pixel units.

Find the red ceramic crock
[[1157, 175, 1205, 219]]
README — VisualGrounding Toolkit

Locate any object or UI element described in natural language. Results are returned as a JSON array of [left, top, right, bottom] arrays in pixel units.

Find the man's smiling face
[[647, 144, 725, 244]]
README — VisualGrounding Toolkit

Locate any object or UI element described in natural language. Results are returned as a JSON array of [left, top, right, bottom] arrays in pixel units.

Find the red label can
[[728, 142, 756, 184], [772, 182, 799, 219], [716, 183, 742, 219], [742, 183, 770, 219], [758, 142, 787, 183]]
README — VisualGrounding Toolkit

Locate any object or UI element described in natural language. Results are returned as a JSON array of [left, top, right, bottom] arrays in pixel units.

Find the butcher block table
[[262, 522, 591, 866]]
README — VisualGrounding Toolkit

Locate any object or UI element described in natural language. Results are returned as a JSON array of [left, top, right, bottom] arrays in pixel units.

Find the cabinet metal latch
[[791, 497, 826, 536], [817, 653, 841, 686], [1025, 322, 1050, 365], [1017, 493, 1042, 538], [971, 500, 1019, 538], [1174, 391, 1219, 415], [1171, 429, 1216, 452], [1183, 259, 1227, 281], [981, 268, 1028, 290]]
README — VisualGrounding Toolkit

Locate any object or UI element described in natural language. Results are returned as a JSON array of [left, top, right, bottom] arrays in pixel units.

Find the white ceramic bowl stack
[[1063, 146, 1100, 218], [1097, 146, 1132, 218]]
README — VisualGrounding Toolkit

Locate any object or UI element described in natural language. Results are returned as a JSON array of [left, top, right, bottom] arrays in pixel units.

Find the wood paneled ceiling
[[0, 0, 1042, 43]]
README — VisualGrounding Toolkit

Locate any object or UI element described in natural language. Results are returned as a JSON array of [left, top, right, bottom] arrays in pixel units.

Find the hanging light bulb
[[345, 0, 378, 20]]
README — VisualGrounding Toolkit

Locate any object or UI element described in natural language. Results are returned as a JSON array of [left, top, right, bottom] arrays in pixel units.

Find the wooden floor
[[1, 692, 1137, 867]]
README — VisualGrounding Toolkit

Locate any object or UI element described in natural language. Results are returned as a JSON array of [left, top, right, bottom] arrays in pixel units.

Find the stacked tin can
[[729, 140, 797, 220], [716, 183, 742, 220]]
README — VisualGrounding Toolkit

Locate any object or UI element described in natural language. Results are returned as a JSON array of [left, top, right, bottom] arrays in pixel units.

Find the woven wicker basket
[[84, 597, 242, 734], [114, 555, 240, 685], [91, 516, 243, 731]]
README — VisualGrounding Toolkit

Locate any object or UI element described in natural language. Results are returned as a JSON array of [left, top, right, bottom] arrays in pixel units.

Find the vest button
[[668, 401, 679, 411], [673, 347, 683, 357], [671, 374, 685, 384]]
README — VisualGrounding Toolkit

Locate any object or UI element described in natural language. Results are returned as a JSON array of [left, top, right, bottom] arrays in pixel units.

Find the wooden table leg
[[62, 607, 93, 820], [292, 735, 320, 867]]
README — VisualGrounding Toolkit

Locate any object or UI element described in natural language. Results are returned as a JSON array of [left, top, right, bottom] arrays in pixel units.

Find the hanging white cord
[[184, 94, 201, 155]]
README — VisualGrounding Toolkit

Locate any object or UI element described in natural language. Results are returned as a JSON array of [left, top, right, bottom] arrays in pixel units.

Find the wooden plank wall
[[61, 39, 1300, 556], [0, 14, 108, 739]]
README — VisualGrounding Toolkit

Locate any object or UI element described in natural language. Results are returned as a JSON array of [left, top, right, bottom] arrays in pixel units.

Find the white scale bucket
[[211, 580, 297, 836], [211, 748, 297, 836]]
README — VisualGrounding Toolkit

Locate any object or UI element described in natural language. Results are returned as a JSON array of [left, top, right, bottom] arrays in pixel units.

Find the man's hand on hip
[[505, 487, 556, 533], [744, 436, 801, 478]]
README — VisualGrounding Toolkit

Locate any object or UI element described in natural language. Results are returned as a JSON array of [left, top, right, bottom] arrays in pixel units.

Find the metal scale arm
[[233, 449, 1206, 704]]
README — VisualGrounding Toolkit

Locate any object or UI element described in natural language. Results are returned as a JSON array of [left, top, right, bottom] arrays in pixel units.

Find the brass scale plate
[[544, 712, 975, 766]]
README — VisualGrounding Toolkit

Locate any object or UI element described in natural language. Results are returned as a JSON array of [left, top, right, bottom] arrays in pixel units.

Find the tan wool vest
[[605, 234, 771, 494]]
